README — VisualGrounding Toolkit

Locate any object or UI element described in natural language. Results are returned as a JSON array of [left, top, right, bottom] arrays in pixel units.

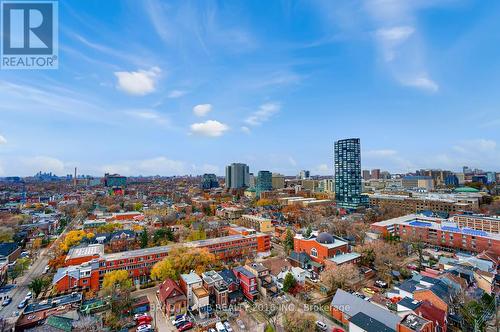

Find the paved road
[[0, 213, 82, 321], [0, 247, 50, 319]]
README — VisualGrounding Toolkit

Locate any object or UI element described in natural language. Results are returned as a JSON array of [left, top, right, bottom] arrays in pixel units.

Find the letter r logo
[[2, 2, 53, 55]]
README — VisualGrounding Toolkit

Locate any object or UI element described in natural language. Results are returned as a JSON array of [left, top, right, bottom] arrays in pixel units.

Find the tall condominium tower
[[256, 170, 273, 197], [225, 163, 250, 189], [334, 138, 367, 209]]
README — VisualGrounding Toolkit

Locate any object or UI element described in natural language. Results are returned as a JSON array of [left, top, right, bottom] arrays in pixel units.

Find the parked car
[[137, 316, 152, 325], [134, 313, 150, 321], [25, 292, 32, 299], [223, 321, 233, 332], [375, 280, 388, 288], [316, 321, 328, 331], [17, 299, 28, 309], [2, 298, 12, 306], [172, 315, 187, 326], [332, 328, 344, 332], [362, 287, 375, 295], [136, 324, 151, 332], [178, 321, 193, 331], [208, 329, 217, 332]]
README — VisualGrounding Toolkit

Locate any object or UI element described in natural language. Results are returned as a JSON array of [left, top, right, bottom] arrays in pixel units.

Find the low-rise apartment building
[[371, 214, 500, 255]]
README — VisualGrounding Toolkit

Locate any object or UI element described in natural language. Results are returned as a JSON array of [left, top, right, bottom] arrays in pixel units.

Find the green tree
[[303, 225, 312, 239], [282, 273, 296, 292], [29, 277, 51, 298], [283, 229, 294, 254], [140, 228, 148, 248]]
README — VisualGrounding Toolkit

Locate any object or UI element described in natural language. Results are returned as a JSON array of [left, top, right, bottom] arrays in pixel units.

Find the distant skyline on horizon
[[1, 1, 500, 177]]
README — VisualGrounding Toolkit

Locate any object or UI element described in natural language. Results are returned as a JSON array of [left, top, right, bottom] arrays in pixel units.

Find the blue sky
[[1, 0, 500, 176]]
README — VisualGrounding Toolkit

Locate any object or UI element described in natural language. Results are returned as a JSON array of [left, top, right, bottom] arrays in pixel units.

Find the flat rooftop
[[104, 245, 172, 261], [185, 234, 257, 247], [374, 214, 500, 240], [66, 244, 104, 260]]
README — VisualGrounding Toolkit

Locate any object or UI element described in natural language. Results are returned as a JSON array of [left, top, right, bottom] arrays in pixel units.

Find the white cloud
[[288, 157, 297, 167], [18, 156, 70, 175], [114, 67, 161, 96], [126, 109, 170, 125], [241, 126, 251, 134], [453, 139, 496, 154], [193, 104, 213, 117], [190, 120, 229, 137], [168, 89, 187, 98], [375, 26, 415, 61], [102, 156, 186, 175], [245, 102, 281, 126], [0, 135, 7, 144], [401, 75, 439, 93], [376, 26, 414, 42]]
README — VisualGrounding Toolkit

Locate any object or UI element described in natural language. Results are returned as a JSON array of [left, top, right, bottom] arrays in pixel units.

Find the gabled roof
[[415, 300, 447, 329], [397, 297, 421, 311], [288, 251, 311, 264], [349, 312, 395, 332], [158, 279, 185, 303], [331, 289, 401, 330], [397, 279, 419, 293], [218, 269, 239, 286]]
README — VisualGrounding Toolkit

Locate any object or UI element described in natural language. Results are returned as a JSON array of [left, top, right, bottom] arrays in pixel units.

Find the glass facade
[[256, 170, 272, 197], [334, 138, 368, 209]]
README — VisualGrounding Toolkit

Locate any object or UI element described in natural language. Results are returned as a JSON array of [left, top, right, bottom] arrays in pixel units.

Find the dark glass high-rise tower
[[334, 138, 367, 209]]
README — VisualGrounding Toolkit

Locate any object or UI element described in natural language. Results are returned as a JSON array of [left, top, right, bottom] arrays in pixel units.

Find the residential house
[[233, 266, 258, 301], [330, 289, 401, 330], [157, 279, 187, 318], [179, 272, 203, 308], [245, 262, 278, 298], [192, 286, 211, 319], [202, 270, 229, 309], [276, 267, 306, 290], [218, 269, 243, 305], [397, 313, 433, 332]]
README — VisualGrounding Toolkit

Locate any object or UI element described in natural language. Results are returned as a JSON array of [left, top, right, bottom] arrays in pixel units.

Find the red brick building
[[54, 232, 270, 293], [233, 266, 258, 301], [371, 214, 500, 256], [293, 232, 349, 265], [157, 278, 187, 318]]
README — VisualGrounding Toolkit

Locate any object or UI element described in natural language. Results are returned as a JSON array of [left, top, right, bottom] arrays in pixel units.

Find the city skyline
[[1, 1, 500, 176]]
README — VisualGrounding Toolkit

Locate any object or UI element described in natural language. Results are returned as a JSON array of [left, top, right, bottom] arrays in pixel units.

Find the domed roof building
[[292, 231, 350, 265], [316, 232, 335, 245]]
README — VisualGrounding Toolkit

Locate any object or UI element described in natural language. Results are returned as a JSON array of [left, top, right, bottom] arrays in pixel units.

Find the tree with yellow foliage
[[59, 230, 94, 253], [187, 229, 207, 241], [150, 247, 216, 281], [102, 270, 133, 292]]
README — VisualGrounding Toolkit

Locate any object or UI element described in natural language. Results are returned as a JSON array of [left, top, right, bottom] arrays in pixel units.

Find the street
[[0, 247, 50, 319], [0, 213, 82, 321]]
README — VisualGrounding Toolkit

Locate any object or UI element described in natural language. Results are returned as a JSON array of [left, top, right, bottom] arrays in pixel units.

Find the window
[[311, 248, 318, 257]]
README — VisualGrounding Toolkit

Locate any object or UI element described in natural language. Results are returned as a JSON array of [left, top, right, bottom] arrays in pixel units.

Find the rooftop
[[104, 245, 172, 261], [66, 244, 104, 260], [400, 314, 430, 331], [181, 272, 202, 285]]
